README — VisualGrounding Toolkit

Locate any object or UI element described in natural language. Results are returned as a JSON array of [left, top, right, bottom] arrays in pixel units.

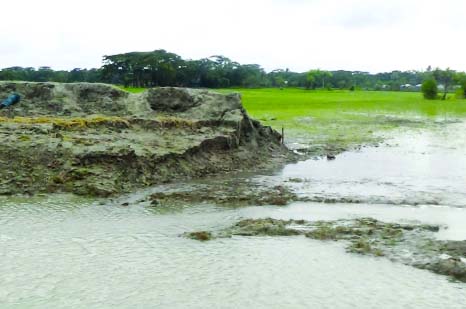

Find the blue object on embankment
[[0, 93, 21, 109]]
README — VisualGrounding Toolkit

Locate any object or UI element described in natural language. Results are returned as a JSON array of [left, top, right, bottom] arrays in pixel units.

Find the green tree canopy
[[307, 69, 333, 89]]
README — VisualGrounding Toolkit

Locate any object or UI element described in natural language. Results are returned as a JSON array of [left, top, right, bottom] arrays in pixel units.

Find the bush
[[422, 79, 438, 99], [460, 80, 466, 99]]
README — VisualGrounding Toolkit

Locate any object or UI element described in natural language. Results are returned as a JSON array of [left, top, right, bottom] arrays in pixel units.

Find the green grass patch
[[118, 86, 146, 93], [0, 116, 130, 129]]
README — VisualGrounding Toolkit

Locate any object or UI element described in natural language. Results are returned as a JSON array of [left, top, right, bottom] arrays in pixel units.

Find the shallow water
[[283, 121, 466, 207], [1, 122, 466, 308]]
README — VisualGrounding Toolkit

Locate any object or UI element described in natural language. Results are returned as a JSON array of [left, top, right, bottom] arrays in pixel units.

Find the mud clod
[[148, 181, 298, 207], [227, 218, 302, 237], [186, 231, 214, 241]]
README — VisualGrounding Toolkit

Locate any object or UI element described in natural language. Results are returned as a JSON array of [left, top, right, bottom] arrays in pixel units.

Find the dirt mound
[[144, 87, 243, 121], [0, 83, 246, 120], [0, 82, 291, 196]]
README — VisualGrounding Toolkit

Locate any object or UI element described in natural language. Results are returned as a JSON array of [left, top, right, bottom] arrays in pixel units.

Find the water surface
[[1, 122, 466, 308]]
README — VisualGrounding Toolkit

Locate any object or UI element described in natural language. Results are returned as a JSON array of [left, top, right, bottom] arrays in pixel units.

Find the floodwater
[[1, 122, 466, 308], [284, 121, 466, 208]]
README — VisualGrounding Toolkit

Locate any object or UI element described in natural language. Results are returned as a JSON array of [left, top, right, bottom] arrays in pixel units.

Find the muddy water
[[1, 122, 466, 308], [283, 121, 466, 208]]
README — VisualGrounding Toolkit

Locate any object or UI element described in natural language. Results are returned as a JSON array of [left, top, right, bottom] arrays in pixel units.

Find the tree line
[[1, 49, 465, 96], [0, 66, 101, 84]]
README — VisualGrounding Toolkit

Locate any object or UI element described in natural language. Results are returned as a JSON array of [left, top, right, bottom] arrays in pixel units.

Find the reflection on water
[[1, 123, 466, 308]]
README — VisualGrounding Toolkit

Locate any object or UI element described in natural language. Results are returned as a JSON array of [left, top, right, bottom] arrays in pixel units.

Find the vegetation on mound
[[155, 116, 198, 129], [0, 115, 202, 131], [0, 116, 130, 129]]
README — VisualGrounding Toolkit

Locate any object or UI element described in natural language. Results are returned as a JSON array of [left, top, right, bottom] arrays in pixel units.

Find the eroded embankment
[[0, 82, 291, 196]]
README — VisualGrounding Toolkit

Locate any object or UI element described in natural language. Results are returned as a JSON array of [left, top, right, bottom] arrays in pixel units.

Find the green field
[[121, 86, 466, 154], [217, 88, 466, 153]]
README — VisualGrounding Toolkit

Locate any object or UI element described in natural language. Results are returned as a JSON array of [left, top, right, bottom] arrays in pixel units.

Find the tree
[[433, 68, 455, 100], [421, 79, 438, 100], [273, 75, 285, 88], [320, 70, 333, 88], [307, 69, 333, 89], [331, 70, 353, 89], [455, 72, 466, 99], [461, 82, 466, 99], [35, 67, 54, 82], [351, 71, 371, 90], [306, 71, 316, 89]]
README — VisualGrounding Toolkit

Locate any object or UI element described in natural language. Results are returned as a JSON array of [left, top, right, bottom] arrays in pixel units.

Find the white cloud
[[1, 0, 465, 73]]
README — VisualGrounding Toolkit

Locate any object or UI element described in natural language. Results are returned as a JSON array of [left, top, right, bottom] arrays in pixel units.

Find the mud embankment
[[0, 82, 291, 196]]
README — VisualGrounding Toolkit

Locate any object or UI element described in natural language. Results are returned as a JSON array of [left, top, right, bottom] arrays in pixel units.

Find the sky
[[1, 0, 465, 73]]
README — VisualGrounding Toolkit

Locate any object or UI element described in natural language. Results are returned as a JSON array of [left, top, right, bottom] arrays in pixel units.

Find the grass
[[118, 86, 146, 93], [0, 115, 198, 130]]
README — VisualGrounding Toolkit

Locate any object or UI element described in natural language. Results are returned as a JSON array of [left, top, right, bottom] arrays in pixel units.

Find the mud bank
[[147, 179, 298, 207], [187, 217, 466, 282], [0, 82, 291, 196]]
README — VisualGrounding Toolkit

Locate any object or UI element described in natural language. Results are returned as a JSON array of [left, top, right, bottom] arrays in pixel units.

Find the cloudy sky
[[2, 0, 465, 73]]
